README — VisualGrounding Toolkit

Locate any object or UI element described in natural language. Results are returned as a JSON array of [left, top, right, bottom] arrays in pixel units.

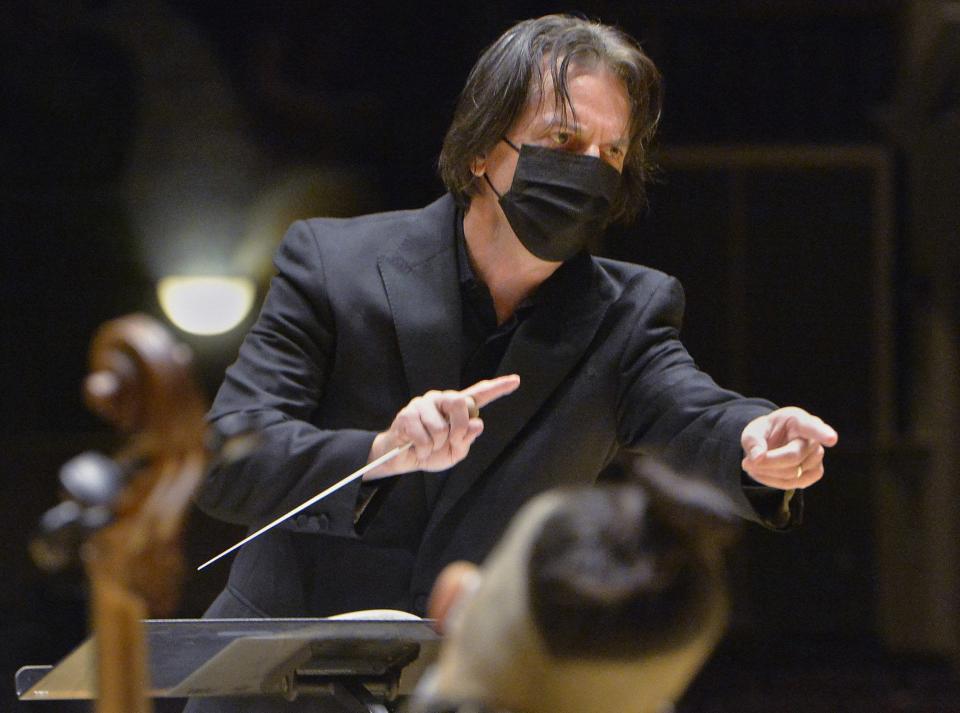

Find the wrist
[[364, 431, 400, 480]]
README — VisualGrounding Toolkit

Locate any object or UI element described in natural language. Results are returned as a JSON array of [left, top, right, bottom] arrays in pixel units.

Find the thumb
[[741, 418, 770, 461]]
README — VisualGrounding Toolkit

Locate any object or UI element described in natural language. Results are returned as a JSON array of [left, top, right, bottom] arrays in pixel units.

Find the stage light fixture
[[157, 276, 255, 336]]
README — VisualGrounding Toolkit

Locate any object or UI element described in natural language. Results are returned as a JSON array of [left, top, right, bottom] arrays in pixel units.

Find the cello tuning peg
[[59, 451, 124, 507], [30, 500, 85, 572], [30, 501, 116, 573]]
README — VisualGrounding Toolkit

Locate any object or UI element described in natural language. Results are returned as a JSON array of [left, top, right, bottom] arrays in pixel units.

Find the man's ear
[[470, 156, 486, 177], [427, 560, 482, 634]]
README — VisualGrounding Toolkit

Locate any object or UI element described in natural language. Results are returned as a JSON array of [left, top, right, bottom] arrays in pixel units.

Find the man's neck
[[463, 199, 561, 324]]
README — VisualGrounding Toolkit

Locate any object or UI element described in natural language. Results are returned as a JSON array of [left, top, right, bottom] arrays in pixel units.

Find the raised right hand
[[363, 374, 521, 480]]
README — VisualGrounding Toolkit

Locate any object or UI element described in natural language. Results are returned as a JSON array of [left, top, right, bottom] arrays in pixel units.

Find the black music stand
[[16, 617, 441, 712]]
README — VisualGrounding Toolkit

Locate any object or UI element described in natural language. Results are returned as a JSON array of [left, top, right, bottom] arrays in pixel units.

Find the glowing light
[[158, 276, 255, 336]]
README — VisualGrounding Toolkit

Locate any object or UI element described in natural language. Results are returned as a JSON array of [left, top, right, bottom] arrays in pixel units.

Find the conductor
[[191, 11, 838, 695]]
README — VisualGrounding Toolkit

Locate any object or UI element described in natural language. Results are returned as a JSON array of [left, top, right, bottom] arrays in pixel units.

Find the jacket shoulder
[[593, 255, 670, 282], [296, 194, 456, 253], [592, 256, 681, 299]]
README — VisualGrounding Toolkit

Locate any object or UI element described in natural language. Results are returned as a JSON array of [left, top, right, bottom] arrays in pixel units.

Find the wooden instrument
[[34, 314, 209, 713]]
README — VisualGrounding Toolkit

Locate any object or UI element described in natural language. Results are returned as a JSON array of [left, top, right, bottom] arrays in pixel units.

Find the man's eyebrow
[[539, 115, 629, 146], [540, 115, 581, 132]]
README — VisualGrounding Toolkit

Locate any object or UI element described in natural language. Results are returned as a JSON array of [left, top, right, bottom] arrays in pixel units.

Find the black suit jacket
[[195, 193, 794, 620]]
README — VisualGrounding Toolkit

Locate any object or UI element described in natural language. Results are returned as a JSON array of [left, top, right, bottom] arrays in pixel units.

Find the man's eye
[[552, 131, 572, 145]]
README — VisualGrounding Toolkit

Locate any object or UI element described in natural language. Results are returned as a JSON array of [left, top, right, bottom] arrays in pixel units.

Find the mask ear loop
[[483, 173, 503, 200], [481, 138, 522, 199]]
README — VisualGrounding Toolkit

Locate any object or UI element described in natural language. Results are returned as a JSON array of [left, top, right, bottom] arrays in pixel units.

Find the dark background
[[4, 1, 960, 711]]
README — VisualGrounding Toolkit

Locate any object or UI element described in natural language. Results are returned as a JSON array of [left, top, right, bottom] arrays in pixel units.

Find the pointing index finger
[[788, 415, 839, 447], [461, 374, 521, 411]]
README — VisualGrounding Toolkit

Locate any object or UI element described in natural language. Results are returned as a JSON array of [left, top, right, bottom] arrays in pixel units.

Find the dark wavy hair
[[528, 459, 739, 659], [438, 14, 662, 224]]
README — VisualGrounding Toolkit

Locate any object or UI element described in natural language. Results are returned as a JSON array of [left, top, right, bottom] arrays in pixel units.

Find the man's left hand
[[740, 407, 838, 490]]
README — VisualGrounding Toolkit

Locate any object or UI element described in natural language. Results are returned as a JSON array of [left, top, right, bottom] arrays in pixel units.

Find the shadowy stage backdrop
[[7, 2, 958, 712]]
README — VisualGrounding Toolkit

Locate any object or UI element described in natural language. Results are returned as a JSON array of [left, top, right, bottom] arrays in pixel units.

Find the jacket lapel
[[421, 253, 618, 534], [377, 196, 463, 402]]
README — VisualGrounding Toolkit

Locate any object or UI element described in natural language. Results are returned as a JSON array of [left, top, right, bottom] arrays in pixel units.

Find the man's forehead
[[519, 89, 631, 142], [521, 64, 629, 116], [526, 57, 623, 97]]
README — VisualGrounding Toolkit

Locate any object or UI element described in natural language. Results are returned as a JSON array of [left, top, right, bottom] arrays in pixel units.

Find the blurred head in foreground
[[411, 460, 739, 713]]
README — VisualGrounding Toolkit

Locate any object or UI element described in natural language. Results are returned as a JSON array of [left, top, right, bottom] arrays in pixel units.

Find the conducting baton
[[197, 441, 413, 571]]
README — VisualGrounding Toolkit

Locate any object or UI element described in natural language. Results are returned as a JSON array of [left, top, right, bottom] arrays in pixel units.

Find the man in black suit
[[192, 10, 837, 680]]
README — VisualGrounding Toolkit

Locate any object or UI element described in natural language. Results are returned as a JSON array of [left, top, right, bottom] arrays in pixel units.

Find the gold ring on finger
[[465, 396, 479, 419]]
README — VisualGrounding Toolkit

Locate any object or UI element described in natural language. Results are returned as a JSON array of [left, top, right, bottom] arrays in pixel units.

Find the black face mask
[[484, 139, 620, 262]]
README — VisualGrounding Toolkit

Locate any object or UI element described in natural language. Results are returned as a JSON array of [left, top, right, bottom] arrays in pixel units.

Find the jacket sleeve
[[194, 220, 377, 535], [615, 273, 800, 529]]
